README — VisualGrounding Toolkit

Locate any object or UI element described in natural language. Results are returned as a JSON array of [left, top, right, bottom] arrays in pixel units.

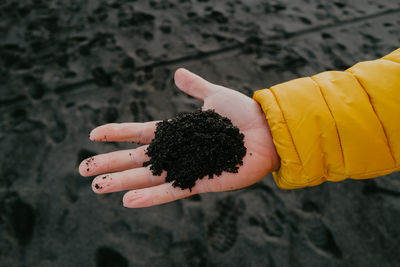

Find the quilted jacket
[[253, 48, 400, 189]]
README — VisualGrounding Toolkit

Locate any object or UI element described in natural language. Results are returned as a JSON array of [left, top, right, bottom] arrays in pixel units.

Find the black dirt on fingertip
[[143, 109, 246, 191]]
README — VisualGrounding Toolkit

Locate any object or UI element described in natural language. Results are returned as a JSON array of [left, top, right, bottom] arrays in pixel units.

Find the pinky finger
[[122, 183, 196, 208]]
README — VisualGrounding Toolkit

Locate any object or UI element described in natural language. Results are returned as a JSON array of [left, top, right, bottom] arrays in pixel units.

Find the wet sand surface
[[1, 0, 400, 266]]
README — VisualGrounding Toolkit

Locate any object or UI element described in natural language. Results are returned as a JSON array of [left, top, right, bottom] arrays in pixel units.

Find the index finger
[[89, 121, 159, 144]]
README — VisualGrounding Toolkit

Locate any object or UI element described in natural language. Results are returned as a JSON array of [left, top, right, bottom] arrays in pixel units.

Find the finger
[[174, 68, 217, 100], [79, 145, 149, 177], [123, 183, 196, 208], [92, 167, 166, 194], [89, 121, 159, 143]]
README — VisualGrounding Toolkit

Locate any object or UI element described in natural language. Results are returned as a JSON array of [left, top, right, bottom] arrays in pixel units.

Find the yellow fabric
[[253, 48, 400, 189]]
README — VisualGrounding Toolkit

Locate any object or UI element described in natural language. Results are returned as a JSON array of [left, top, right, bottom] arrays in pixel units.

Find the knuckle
[[147, 170, 156, 186], [105, 153, 113, 172], [168, 187, 179, 201], [130, 151, 138, 167], [136, 128, 144, 143]]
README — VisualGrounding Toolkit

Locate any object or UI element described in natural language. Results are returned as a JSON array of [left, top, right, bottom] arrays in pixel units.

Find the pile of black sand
[[143, 109, 247, 191]]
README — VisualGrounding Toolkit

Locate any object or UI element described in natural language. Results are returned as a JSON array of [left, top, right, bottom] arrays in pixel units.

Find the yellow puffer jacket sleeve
[[253, 48, 400, 189]]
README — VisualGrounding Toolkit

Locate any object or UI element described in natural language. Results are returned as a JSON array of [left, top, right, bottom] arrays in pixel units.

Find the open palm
[[79, 69, 279, 208]]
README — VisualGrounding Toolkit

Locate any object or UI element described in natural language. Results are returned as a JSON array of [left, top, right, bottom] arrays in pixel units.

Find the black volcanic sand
[[1, 0, 400, 266], [143, 109, 246, 191]]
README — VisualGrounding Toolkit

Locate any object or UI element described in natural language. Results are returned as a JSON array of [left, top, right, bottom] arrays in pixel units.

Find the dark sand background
[[1, 0, 400, 266]]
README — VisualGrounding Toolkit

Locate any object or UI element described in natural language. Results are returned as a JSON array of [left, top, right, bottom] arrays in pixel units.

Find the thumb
[[174, 68, 217, 100]]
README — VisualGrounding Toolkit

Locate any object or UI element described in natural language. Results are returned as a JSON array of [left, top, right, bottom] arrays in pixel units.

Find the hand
[[79, 68, 279, 208]]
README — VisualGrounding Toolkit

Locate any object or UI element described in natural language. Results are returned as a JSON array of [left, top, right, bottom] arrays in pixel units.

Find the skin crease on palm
[[79, 68, 280, 208]]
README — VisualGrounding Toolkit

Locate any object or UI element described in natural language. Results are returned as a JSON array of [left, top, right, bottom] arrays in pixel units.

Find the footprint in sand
[[0, 193, 36, 246], [305, 218, 342, 259], [95, 246, 129, 267], [207, 196, 245, 253]]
